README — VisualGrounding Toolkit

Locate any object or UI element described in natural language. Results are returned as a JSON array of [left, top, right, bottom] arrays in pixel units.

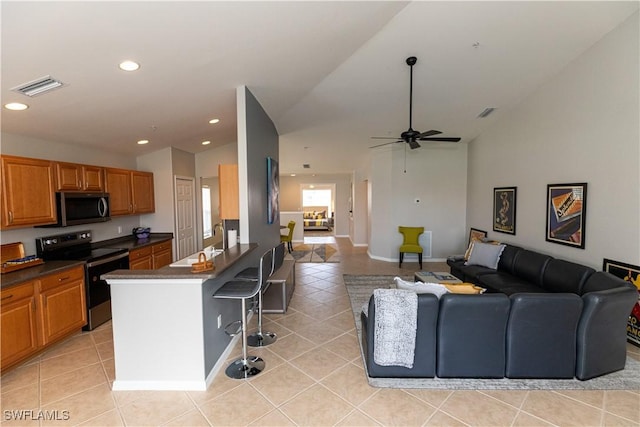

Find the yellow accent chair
[[398, 226, 424, 269], [281, 221, 296, 253]]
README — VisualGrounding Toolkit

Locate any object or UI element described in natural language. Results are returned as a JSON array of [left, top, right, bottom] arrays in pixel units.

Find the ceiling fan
[[371, 56, 461, 150]]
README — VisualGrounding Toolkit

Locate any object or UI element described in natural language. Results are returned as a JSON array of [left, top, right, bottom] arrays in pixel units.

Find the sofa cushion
[[497, 245, 522, 274], [581, 271, 635, 294], [478, 272, 543, 295], [465, 242, 506, 269], [542, 258, 595, 294], [512, 250, 552, 287], [506, 293, 583, 378]]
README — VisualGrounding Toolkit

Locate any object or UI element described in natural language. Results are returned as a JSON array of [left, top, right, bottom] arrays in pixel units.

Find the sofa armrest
[[362, 293, 439, 378], [576, 283, 637, 380]]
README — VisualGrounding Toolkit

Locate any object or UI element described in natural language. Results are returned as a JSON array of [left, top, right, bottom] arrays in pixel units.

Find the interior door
[[174, 177, 197, 259]]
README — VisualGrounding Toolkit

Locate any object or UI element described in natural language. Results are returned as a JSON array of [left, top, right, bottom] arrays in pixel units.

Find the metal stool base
[[247, 331, 277, 347], [225, 356, 265, 379]]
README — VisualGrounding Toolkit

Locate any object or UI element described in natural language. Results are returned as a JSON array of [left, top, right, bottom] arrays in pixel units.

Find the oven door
[[84, 252, 129, 330]]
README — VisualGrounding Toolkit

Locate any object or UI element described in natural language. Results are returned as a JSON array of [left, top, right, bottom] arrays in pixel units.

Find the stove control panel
[[36, 230, 92, 250]]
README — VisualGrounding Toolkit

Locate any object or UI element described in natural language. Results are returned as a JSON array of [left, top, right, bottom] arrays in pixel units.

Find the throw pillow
[[394, 277, 449, 298], [464, 237, 481, 260], [465, 242, 506, 269]]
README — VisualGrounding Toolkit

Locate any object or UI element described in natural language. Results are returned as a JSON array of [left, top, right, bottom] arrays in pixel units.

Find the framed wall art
[[546, 182, 587, 249], [603, 258, 640, 347], [493, 187, 517, 235], [267, 157, 279, 224], [468, 227, 487, 245]]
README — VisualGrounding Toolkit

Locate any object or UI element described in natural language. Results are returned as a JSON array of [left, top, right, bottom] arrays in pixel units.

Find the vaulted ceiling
[[2, 2, 637, 174]]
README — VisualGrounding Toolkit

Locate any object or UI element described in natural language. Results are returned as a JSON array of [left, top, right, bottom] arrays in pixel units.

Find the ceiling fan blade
[[419, 130, 442, 138], [419, 137, 461, 142], [370, 141, 401, 149], [371, 136, 401, 140], [408, 140, 421, 150]]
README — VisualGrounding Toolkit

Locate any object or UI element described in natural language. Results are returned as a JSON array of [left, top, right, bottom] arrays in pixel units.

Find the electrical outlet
[[117, 226, 122, 234], [217, 314, 222, 329]]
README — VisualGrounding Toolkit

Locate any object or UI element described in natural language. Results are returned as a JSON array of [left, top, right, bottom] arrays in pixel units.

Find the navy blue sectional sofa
[[361, 245, 637, 380]]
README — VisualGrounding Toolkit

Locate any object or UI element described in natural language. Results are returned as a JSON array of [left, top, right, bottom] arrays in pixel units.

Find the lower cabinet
[[1, 281, 39, 369], [129, 240, 173, 270], [0, 265, 87, 372]]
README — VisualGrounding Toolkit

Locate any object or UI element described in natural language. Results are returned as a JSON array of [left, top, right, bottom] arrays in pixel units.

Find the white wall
[[466, 12, 639, 269], [368, 143, 468, 261]]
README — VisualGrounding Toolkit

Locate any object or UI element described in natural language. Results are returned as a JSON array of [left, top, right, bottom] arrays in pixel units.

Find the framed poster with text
[[603, 258, 640, 347]]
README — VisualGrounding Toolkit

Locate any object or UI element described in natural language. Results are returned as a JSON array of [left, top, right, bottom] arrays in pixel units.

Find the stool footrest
[[224, 320, 242, 337]]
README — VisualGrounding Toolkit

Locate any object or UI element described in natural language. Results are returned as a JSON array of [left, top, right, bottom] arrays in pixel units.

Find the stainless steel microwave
[[42, 192, 111, 227]]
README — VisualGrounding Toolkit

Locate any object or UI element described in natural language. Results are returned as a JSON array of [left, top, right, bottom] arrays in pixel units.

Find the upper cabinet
[[218, 164, 239, 219], [54, 161, 104, 192], [1, 155, 56, 228], [105, 168, 155, 216]]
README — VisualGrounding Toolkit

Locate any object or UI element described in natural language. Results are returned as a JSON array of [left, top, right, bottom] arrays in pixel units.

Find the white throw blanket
[[373, 288, 418, 368]]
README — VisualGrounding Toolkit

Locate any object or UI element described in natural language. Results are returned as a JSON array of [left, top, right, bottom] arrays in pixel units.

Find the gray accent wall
[[237, 86, 281, 256]]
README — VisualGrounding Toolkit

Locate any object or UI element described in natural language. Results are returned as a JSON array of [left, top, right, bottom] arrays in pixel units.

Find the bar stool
[[213, 279, 264, 379], [247, 248, 277, 347]]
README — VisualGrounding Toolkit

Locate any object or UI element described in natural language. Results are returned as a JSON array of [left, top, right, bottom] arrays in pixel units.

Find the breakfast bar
[[103, 243, 258, 391]]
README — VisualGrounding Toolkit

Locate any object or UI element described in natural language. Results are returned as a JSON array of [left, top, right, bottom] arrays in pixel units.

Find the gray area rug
[[344, 274, 640, 390]]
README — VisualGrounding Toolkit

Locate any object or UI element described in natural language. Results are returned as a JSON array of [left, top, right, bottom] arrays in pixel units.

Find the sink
[[169, 248, 224, 267]]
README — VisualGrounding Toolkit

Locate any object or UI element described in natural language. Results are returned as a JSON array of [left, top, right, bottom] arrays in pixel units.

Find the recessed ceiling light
[[201, 140, 211, 145], [290, 174, 296, 177], [137, 140, 149, 145], [4, 102, 28, 111], [119, 60, 140, 71], [209, 118, 220, 124]]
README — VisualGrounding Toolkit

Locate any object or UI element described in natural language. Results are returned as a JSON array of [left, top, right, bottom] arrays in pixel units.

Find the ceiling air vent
[[477, 107, 496, 118], [303, 164, 310, 169], [12, 75, 66, 97]]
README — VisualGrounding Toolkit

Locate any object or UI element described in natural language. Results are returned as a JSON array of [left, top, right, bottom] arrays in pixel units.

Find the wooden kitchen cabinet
[[105, 168, 155, 216], [54, 161, 104, 191], [1, 265, 87, 373], [152, 240, 173, 269], [38, 266, 86, 345], [129, 246, 153, 270], [1, 281, 39, 370], [131, 171, 155, 214], [0, 155, 56, 228], [218, 164, 239, 219]]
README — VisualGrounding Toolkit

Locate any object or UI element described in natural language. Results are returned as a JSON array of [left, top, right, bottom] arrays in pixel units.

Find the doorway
[[300, 184, 335, 238], [174, 176, 197, 259]]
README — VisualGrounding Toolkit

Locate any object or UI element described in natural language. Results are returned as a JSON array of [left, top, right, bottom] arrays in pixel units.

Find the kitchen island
[[102, 243, 258, 391]]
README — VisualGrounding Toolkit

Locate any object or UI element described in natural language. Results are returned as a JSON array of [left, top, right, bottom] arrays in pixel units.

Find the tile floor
[[1, 236, 639, 426]]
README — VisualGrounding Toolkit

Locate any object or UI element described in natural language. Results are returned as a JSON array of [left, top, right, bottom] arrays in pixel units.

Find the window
[[302, 188, 332, 216], [202, 186, 212, 238]]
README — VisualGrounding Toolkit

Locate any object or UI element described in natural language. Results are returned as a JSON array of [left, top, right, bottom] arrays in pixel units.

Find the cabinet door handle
[[8, 211, 13, 224], [58, 276, 70, 282], [1, 294, 13, 301]]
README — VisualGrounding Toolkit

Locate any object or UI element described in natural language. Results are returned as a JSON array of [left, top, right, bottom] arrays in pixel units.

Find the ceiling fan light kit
[[371, 56, 461, 150]]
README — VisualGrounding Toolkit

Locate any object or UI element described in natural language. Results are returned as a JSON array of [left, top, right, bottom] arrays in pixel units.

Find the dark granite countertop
[[102, 243, 258, 281], [1, 260, 86, 289], [93, 233, 174, 251]]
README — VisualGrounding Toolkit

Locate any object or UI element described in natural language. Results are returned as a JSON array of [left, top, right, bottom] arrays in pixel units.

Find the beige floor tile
[[439, 390, 519, 426], [280, 384, 355, 426], [602, 411, 640, 426], [40, 383, 116, 426], [290, 346, 351, 381], [39, 346, 101, 380], [308, 301, 354, 319], [357, 388, 436, 426], [512, 411, 555, 426], [405, 389, 454, 408], [78, 408, 124, 426], [293, 320, 345, 343], [90, 324, 114, 345], [479, 390, 529, 409], [321, 363, 377, 406], [604, 390, 640, 422], [40, 362, 108, 406], [335, 409, 382, 426], [164, 409, 211, 426], [556, 389, 605, 409], [274, 311, 317, 332], [324, 332, 362, 362], [0, 383, 39, 414], [119, 391, 195, 426], [248, 409, 296, 426], [324, 309, 357, 330], [199, 383, 276, 426], [95, 340, 115, 361], [521, 390, 603, 426], [39, 333, 93, 360], [267, 333, 317, 360], [0, 363, 39, 394], [187, 372, 244, 406], [248, 362, 315, 406], [424, 410, 469, 426]]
